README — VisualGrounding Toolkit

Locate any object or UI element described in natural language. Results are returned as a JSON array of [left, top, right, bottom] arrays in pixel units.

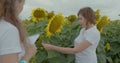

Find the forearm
[[51, 45, 76, 54], [21, 44, 36, 62], [43, 41, 92, 54], [0, 53, 19, 63], [21, 54, 30, 62]]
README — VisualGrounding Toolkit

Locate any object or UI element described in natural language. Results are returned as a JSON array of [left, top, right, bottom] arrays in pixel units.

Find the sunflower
[[45, 13, 66, 37], [95, 9, 101, 25], [67, 15, 77, 23], [47, 11, 55, 20], [95, 9, 111, 33], [31, 8, 47, 22], [96, 16, 110, 32], [95, 9, 101, 21]]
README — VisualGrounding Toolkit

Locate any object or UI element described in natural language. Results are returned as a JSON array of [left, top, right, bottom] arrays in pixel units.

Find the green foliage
[[24, 9, 120, 63], [97, 20, 120, 63], [26, 19, 48, 36], [25, 18, 80, 63], [25, 17, 120, 63]]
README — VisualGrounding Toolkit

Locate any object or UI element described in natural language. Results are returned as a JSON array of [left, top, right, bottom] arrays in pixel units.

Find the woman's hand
[[22, 44, 37, 62], [42, 44, 54, 50]]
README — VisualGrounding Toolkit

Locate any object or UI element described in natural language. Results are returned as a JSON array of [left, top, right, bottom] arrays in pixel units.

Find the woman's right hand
[[22, 44, 37, 62], [42, 43, 54, 50]]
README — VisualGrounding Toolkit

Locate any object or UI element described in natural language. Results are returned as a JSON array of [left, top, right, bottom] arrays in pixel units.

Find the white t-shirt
[[0, 19, 24, 61], [74, 26, 100, 63]]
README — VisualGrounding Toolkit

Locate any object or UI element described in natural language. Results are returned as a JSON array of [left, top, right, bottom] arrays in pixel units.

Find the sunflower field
[[23, 8, 120, 63]]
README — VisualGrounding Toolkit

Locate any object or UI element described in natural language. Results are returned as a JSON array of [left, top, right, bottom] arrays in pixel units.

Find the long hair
[[0, 0, 27, 44], [77, 7, 96, 25]]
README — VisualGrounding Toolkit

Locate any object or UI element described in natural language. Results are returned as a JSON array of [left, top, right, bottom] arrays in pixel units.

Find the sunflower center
[[49, 16, 61, 33], [34, 10, 45, 18]]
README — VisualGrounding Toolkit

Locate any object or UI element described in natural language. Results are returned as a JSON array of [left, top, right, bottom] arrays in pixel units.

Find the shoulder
[[86, 26, 100, 36], [80, 28, 85, 34], [0, 19, 18, 30], [84, 26, 100, 44], [0, 19, 22, 55], [0, 19, 19, 37]]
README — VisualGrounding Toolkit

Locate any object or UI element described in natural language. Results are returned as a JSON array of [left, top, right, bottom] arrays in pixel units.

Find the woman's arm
[[0, 44, 36, 63], [43, 40, 91, 54], [21, 44, 37, 62], [0, 53, 19, 63]]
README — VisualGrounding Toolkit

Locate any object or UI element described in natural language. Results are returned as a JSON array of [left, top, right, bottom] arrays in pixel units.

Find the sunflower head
[[95, 9, 101, 25], [45, 13, 66, 37], [95, 9, 101, 21], [47, 11, 55, 20], [31, 8, 47, 22], [67, 15, 77, 23], [96, 16, 110, 32]]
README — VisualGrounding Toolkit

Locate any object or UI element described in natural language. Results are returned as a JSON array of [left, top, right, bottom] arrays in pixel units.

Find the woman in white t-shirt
[[0, 0, 36, 63], [43, 7, 100, 63]]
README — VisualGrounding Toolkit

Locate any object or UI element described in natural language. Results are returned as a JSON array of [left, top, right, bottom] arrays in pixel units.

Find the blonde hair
[[0, 0, 27, 44]]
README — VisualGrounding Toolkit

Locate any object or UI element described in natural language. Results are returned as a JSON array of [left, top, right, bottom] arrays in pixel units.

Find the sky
[[20, 0, 120, 20]]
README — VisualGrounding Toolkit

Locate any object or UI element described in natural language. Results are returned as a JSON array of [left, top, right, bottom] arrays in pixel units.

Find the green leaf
[[48, 55, 67, 63], [36, 50, 48, 63], [47, 51, 61, 58]]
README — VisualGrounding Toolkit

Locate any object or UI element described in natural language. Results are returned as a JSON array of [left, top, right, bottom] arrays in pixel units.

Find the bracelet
[[20, 60, 27, 63]]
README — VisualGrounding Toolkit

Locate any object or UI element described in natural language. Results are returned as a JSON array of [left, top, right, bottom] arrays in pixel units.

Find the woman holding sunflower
[[0, 0, 36, 63], [43, 7, 100, 63]]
